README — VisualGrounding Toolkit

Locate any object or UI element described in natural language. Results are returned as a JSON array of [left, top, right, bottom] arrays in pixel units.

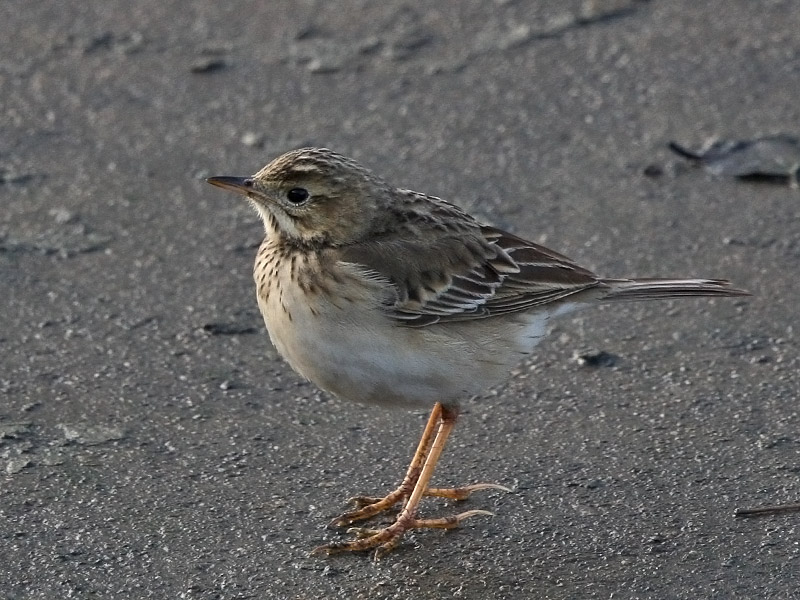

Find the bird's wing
[[338, 221, 602, 327]]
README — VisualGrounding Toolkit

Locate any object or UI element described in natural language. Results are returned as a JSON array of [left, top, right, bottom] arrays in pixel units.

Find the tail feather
[[600, 278, 750, 302]]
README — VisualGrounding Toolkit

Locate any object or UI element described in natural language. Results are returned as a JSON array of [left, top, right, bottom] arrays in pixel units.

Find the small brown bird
[[207, 148, 748, 559]]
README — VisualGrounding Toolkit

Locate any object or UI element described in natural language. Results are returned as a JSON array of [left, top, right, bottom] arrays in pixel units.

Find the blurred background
[[1, 1, 798, 598]]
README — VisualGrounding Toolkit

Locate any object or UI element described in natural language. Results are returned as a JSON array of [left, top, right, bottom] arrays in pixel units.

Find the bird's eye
[[286, 187, 309, 204], [243, 179, 254, 188]]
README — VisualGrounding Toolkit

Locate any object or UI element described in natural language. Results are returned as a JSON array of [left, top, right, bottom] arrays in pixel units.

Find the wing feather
[[337, 213, 602, 327]]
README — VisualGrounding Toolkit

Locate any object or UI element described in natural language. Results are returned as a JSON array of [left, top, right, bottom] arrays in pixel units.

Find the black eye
[[243, 179, 254, 188], [286, 188, 309, 204]]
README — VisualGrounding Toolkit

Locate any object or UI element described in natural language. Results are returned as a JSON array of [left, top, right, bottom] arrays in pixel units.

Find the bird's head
[[207, 148, 392, 248]]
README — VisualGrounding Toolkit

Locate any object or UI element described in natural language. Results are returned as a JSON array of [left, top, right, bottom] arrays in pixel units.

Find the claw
[[327, 515, 350, 529], [309, 544, 333, 557]]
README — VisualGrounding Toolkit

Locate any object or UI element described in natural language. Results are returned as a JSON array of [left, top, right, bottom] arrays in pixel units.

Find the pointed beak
[[205, 176, 254, 196]]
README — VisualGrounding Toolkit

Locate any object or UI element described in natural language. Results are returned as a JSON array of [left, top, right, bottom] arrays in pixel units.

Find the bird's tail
[[600, 278, 750, 302]]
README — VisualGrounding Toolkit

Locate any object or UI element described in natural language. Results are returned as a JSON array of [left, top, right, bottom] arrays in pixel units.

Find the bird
[[206, 147, 749, 560]]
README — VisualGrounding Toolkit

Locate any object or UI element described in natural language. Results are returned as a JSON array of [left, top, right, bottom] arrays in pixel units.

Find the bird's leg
[[329, 403, 510, 529], [314, 404, 499, 560], [328, 403, 443, 528]]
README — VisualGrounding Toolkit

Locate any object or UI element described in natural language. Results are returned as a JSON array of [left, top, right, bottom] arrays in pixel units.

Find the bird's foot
[[328, 482, 510, 528], [313, 509, 494, 560]]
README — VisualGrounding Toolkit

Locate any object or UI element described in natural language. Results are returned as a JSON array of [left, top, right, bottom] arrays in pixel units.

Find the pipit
[[207, 147, 748, 560]]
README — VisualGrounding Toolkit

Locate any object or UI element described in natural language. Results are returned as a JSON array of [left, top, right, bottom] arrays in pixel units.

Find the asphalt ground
[[1, 1, 799, 598]]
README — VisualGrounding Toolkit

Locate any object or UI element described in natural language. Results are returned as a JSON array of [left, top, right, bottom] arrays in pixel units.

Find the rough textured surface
[[1, 1, 799, 598]]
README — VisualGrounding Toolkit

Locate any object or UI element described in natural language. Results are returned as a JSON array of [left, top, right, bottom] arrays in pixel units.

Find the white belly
[[260, 280, 578, 409]]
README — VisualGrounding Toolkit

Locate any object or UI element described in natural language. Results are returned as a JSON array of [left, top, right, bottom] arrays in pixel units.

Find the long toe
[[312, 521, 408, 558], [425, 482, 512, 501], [328, 489, 406, 528]]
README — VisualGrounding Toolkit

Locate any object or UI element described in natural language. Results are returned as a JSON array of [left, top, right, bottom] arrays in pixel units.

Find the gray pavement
[[1, 1, 799, 598]]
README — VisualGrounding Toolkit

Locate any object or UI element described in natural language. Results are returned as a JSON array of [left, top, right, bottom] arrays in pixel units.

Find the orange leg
[[328, 402, 442, 528], [314, 403, 509, 560]]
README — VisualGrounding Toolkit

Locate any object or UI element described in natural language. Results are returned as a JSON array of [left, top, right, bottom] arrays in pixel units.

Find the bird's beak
[[205, 176, 253, 196]]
